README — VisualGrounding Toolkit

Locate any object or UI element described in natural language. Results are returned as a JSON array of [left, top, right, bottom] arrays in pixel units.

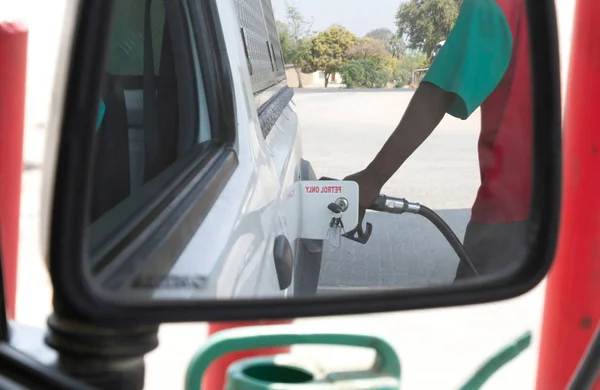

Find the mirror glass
[[85, 0, 534, 302]]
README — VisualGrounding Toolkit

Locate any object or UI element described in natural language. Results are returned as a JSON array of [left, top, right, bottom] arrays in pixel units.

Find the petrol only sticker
[[304, 185, 343, 194], [297, 180, 359, 240]]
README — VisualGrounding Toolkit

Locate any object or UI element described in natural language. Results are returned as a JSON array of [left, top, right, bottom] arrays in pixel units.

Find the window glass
[[88, 0, 211, 248]]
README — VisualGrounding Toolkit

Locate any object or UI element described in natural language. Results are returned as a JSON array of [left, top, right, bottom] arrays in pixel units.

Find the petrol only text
[[305, 185, 343, 194]]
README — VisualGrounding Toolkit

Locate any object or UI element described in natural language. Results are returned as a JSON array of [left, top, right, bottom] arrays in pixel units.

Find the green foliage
[[276, 6, 313, 87], [276, 6, 312, 65], [340, 59, 391, 89], [393, 53, 429, 87], [395, 0, 463, 59], [387, 37, 407, 59], [345, 38, 391, 61], [365, 28, 406, 59], [343, 37, 400, 88], [289, 39, 311, 68], [279, 33, 310, 66], [380, 56, 401, 78], [301, 26, 357, 87], [277, 21, 293, 63]]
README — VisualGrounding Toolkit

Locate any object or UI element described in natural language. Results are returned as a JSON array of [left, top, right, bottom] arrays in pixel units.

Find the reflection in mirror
[[86, 0, 533, 302]]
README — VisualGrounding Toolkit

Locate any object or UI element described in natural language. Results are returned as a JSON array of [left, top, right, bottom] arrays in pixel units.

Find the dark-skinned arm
[[346, 0, 511, 214], [365, 82, 454, 187]]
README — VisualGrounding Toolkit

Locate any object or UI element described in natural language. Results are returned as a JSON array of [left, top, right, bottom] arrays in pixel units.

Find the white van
[[41, 0, 352, 301]]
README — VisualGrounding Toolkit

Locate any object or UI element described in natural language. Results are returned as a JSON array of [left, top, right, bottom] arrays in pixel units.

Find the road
[[295, 90, 480, 293]]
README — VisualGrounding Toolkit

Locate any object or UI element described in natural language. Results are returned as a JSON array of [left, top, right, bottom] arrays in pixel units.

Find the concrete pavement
[[299, 90, 480, 292], [318, 209, 469, 290]]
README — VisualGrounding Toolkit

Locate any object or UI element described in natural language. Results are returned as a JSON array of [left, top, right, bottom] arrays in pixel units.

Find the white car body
[[40, 0, 359, 301]]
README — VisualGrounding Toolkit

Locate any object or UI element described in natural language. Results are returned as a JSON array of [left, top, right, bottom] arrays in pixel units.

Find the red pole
[[0, 22, 28, 320], [201, 319, 293, 390], [536, 0, 600, 387]]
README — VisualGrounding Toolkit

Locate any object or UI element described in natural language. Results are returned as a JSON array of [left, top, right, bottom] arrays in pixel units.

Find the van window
[[88, 0, 214, 256]]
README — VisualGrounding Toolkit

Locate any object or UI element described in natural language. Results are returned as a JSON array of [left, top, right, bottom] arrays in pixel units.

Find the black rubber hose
[[417, 205, 479, 276]]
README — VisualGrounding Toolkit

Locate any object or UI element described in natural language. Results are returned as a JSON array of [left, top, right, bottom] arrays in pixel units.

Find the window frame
[[187, 0, 238, 145], [88, 0, 202, 254], [59, 0, 239, 299]]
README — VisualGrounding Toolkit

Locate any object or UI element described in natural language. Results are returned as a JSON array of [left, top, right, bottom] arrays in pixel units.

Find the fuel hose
[[370, 195, 479, 276]]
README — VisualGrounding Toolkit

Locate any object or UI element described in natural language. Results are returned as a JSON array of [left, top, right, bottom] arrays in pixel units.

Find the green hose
[[459, 331, 532, 390]]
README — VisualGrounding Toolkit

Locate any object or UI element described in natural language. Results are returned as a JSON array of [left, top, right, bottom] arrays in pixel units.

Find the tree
[[395, 0, 462, 60], [344, 38, 398, 87], [365, 28, 395, 42], [300, 26, 357, 87], [366, 28, 406, 59], [276, 6, 313, 87], [277, 20, 293, 60], [393, 53, 429, 87], [387, 37, 407, 59], [379, 56, 400, 80], [345, 38, 390, 60], [340, 60, 390, 89], [285, 5, 313, 42]]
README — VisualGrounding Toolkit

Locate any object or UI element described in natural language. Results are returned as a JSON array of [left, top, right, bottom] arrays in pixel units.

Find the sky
[[271, 0, 401, 37]]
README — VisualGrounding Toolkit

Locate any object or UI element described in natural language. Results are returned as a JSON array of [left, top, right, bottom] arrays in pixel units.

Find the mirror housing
[[43, 0, 561, 326]]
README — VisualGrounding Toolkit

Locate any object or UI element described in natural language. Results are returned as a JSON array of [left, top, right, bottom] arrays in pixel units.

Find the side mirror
[[42, 0, 560, 326]]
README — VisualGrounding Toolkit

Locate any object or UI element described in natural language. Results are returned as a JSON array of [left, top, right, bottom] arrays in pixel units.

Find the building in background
[[285, 65, 344, 88]]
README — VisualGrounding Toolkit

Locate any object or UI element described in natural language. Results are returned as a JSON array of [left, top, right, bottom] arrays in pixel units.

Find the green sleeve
[[421, 0, 513, 119]]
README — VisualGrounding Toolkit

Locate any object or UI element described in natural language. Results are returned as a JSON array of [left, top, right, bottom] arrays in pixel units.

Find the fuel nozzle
[[371, 195, 421, 215]]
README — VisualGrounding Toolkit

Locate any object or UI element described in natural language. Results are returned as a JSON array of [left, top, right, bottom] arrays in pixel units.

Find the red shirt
[[423, 0, 532, 224]]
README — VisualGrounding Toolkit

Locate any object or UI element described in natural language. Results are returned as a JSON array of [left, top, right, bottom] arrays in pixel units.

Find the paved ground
[[318, 209, 469, 290], [6, 1, 575, 388], [295, 90, 480, 292]]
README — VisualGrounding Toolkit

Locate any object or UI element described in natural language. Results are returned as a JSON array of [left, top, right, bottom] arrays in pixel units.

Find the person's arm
[[365, 82, 453, 187], [347, 0, 513, 210]]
